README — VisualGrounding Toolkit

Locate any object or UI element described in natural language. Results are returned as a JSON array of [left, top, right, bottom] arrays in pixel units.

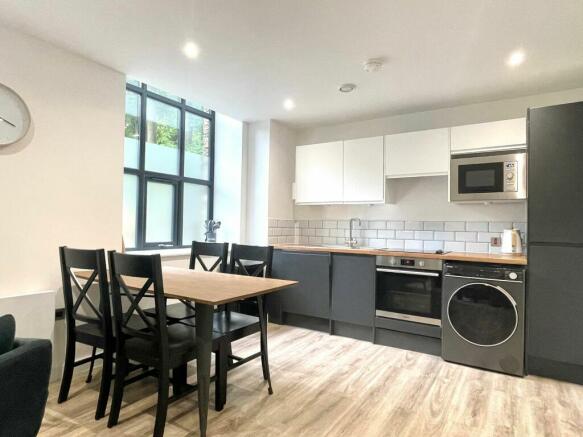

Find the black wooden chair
[[107, 251, 224, 436], [214, 243, 275, 402], [58, 246, 114, 420], [156, 241, 229, 325]]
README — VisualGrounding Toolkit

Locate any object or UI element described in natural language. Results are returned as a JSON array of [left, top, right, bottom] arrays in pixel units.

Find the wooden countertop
[[274, 244, 527, 265]]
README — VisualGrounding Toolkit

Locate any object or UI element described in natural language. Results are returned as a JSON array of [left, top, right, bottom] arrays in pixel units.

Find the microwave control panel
[[503, 161, 518, 192]]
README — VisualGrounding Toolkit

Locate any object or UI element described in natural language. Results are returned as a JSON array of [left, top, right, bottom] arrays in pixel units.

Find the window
[[123, 81, 214, 250]]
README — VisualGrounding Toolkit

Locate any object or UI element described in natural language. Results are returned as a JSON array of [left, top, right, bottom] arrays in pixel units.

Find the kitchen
[[1, 1, 583, 436]]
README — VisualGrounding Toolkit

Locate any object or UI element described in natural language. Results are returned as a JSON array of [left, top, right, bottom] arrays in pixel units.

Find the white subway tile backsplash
[[466, 222, 488, 232], [323, 220, 337, 229], [423, 241, 444, 252], [329, 228, 344, 237], [308, 236, 323, 245], [368, 238, 386, 248], [396, 230, 415, 239], [445, 241, 466, 252], [309, 220, 323, 229], [386, 239, 405, 250], [405, 221, 423, 230], [363, 229, 378, 238], [466, 242, 489, 253], [489, 222, 512, 232], [387, 221, 405, 230], [405, 240, 423, 250], [378, 229, 396, 239], [423, 221, 445, 231], [414, 231, 434, 240], [455, 232, 477, 242], [434, 231, 455, 241], [268, 218, 526, 254], [368, 220, 387, 229], [478, 232, 500, 242], [445, 221, 465, 231]]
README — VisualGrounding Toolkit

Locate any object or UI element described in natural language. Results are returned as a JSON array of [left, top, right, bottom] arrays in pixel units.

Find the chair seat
[[76, 315, 148, 348], [213, 311, 260, 341], [125, 323, 222, 369]]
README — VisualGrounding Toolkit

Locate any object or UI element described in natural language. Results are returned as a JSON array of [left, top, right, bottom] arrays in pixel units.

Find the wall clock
[[0, 83, 31, 146]]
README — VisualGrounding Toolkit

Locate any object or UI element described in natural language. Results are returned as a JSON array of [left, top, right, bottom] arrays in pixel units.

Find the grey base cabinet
[[269, 250, 331, 321], [330, 254, 375, 327]]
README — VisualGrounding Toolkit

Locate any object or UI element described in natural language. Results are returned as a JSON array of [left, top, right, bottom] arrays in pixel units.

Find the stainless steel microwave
[[450, 150, 527, 202]]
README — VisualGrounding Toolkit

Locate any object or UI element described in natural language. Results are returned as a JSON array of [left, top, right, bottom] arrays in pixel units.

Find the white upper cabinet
[[450, 118, 526, 154], [385, 128, 449, 178], [343, 136, 385, 203], [295, 141, 343, 204]]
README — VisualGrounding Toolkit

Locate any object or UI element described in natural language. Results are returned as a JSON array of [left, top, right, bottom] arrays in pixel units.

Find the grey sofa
[[0, 314, 52, 437]]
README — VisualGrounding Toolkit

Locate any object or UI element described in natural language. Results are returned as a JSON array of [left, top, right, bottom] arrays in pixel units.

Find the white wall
[[295, 87, 583, 222], [244, 120, 270, 244], [268, 120, 296, 220], [214, 113, 244, 243], [0, 25, 125, 297]]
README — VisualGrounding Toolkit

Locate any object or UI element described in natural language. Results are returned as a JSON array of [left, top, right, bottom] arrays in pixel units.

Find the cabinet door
[[527, 245, 583, 366], [528, 103, 583, 245], [331, 254, 375, 326], [272, 251, 330, 319], [343, 136, 384, 203], [451, 118, 526, 153], [295, 141, 343, 204], [385, 128, 449, 177]]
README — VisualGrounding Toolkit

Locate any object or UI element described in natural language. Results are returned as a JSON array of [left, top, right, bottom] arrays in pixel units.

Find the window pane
[[186, 100, 210, 113], [122, 174, 138, 249], [148, 85, 180, 102], [126, 78, 141, 87], [185, 112, 211, 180], [124, 91, 140, 169], [182, 183, 209, 245], [145, 99, 180, 175], [146, 181, 175, 243]]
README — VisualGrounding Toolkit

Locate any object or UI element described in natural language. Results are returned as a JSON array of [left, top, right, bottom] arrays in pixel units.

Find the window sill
[[127, 248, 191, 258]]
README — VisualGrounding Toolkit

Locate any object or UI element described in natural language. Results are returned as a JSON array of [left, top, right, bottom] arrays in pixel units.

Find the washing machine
[[442, 262, 525, 376]]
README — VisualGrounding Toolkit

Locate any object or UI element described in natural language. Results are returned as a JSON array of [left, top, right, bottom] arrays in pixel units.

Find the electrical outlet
[[491, 236, 501, 247]]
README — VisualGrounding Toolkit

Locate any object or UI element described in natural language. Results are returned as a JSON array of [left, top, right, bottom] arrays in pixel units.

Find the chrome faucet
[[347, 217, 361, 248]]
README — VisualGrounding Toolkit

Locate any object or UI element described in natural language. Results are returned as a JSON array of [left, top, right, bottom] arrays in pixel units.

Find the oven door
[[376, 268, 442, 326], [450, 152, 526, 202]]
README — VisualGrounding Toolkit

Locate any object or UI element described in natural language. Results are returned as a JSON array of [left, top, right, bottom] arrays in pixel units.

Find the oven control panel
[[376, 255, 443, 272], [503, 161, 519, 192]]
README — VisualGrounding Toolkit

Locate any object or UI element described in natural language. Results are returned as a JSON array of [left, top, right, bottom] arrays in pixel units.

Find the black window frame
[[124, 82, 215, 250]]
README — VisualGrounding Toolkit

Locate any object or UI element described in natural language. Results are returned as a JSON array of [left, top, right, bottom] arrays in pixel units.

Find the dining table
[[76, 265, 297, 436]]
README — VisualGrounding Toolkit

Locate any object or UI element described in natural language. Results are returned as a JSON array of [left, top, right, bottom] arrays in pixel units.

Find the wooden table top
[[75, 266, 297, 305]]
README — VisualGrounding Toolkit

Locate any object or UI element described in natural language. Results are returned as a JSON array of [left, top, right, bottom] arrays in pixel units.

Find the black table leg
[[195, 303, 213, 437]]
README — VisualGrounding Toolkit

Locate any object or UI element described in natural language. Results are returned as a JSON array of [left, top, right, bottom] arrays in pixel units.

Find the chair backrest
[[188, 241, 229, 272], [59, 246, 112, 339], [107, 251, 168, 352], [229, 244, 274, 278]]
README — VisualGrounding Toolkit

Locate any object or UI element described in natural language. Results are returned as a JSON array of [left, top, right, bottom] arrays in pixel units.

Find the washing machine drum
[[448, 283, 518, 347]]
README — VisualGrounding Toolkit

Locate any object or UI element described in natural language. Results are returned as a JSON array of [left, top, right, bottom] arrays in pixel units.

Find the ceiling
[[1, 0, 582, 127]]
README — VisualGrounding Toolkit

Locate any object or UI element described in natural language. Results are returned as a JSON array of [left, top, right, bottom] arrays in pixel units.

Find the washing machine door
[[447, 282, 518, 347]]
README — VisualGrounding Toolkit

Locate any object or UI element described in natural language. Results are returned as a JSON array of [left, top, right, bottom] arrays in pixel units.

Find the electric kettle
[[501, 229, 523, 254]]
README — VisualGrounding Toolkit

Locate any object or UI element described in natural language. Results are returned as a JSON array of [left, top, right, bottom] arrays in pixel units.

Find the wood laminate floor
[[40, 324, 583, 437]]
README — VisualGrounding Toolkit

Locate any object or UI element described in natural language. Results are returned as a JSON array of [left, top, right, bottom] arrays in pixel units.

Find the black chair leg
[[153, 369, 170, 437], [172, 364, 188, 395], [95, 346, 113, 420], [86, 346, 97, 383], [58, 333, 76, 403], [215, 342, 228, 411], [107, 353, 128, 428], [257, 295, 273, 395]]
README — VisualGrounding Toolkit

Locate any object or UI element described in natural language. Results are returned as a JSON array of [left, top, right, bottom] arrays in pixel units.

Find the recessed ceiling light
[[283, 98, 295, 110], [338, 83, 357, 93], [363, 58, 384, 73], [507, 49, 525, 67], [183, 41, 200, 59]]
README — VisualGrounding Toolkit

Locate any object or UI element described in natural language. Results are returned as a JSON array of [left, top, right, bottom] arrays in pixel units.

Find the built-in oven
[[375, 255, 443, 327], [450, 150, 527, 202]]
